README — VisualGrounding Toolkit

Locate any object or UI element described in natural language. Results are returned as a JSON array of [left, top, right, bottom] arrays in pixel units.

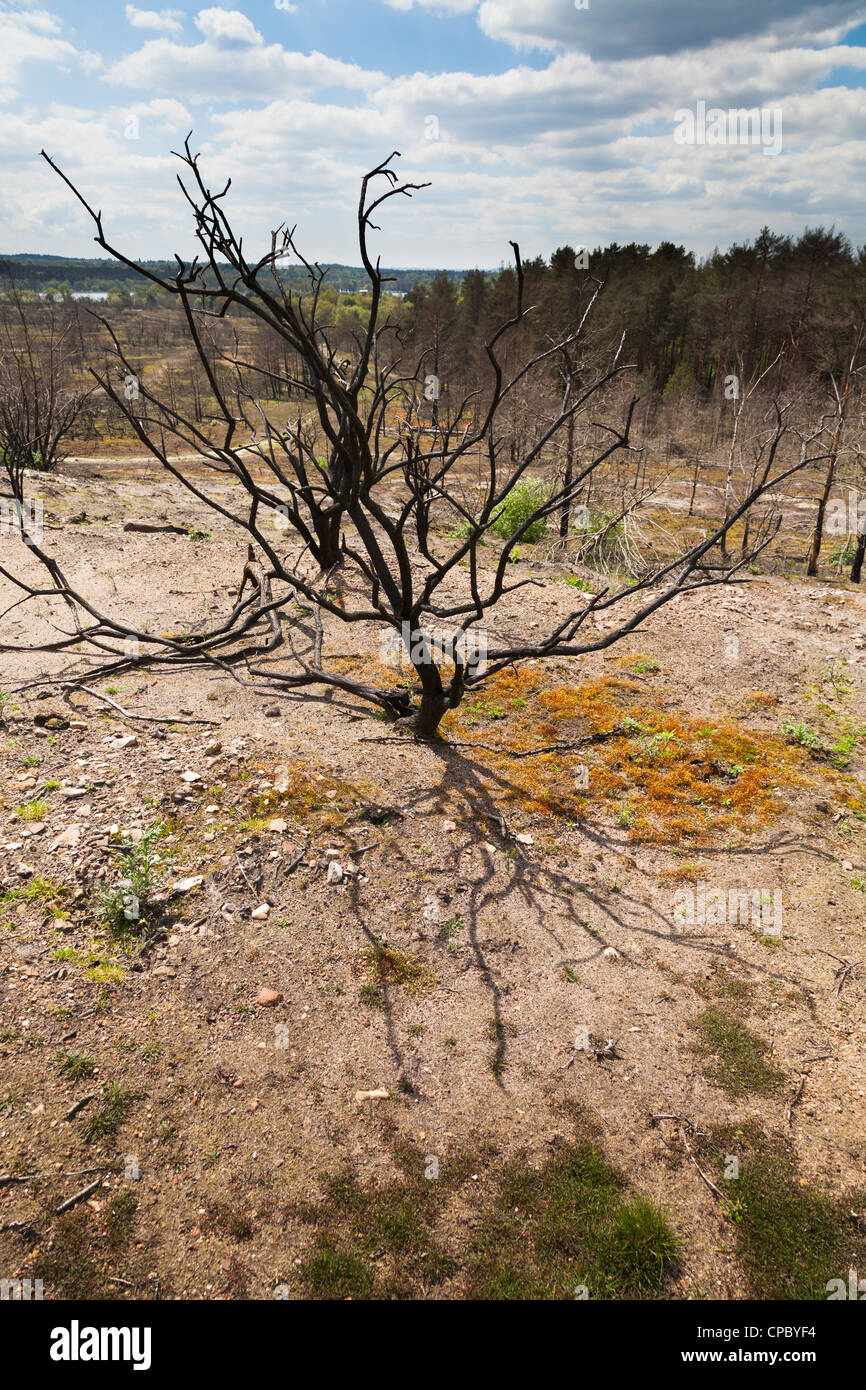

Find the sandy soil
[[1, 462, 865, 1300]]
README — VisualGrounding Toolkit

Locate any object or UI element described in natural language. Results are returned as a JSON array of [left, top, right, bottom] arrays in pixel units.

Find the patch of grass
[[54, 1050, 95, 1081], [466, 1141, 679, 1299], [692, 1006, 785, 1098], [702, 1126, 866, 1299], [14, 799, 49, 821], [51, 941, 126, 984], [83, 1082, 139, 1144], [106, 1191, 138, 1249], [0, 875, 64, 905], [362, 942, 434, 996], [294, 1166, 456, 1300], [830, 732, 861, 768], [301, 1237, 376, 1299], [34, 1210, 106, 1299], [205, 1199, 255, 1241], [359, 983, 385, 1009]]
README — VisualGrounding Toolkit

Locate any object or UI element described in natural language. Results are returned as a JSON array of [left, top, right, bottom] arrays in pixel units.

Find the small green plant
[[781, 719, 820, 751], [15, 799, 49, 822], [490, 479, 549, 544], [359, 983, 385, 1008], [565, 575, 594, 591], [0, 690, 20, 721], [54, 1050, 95, 1081], [84, 1082, 139, 1143], [828, 537, 858, 570], [101, 824, 170, 936]]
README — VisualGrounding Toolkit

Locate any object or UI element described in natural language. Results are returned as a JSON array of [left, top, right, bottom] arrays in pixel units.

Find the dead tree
[[805, 320, 864, 576], [0, 145, 836, 736], [0, 274, 93, 501]]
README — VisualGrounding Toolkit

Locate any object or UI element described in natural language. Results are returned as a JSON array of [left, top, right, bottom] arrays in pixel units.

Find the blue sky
[[1, 0, 866, 266]]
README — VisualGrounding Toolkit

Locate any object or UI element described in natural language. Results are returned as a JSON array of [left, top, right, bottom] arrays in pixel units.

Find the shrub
[[491, 479, 549, 543]]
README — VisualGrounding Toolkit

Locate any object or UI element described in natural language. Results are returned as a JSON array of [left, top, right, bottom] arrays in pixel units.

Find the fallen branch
[[64, 1092, 97, 1121], [55, 1177, 101, 1214], [786, 1075, 806, 1125], [61, 682, 218, 726]]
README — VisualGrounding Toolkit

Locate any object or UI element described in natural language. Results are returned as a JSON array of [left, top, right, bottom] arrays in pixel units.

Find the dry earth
[[1, 463, 866, 1300]]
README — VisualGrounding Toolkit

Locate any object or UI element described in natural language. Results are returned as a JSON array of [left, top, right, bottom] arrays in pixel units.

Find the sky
[[1, 0, 866, 267]]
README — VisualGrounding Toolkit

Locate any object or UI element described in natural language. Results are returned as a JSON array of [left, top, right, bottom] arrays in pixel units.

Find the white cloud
[[105, 17, 384, 100], [125, 5, 185, 33], [194, 7, 261, 45], [477, 0, 866, 58], [381, 0, 476, 12], [0, 6, 91, 104], [4, 0, 866, 264]]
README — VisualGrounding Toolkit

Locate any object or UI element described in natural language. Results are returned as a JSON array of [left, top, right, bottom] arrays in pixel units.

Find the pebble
[[171, 876, 204, 895], [251, 903, 271, 919], [256, 987, 283, 1007]]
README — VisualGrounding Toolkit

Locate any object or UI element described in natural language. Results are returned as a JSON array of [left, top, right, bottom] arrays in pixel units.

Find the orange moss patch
[[442, 668, 846, 845]]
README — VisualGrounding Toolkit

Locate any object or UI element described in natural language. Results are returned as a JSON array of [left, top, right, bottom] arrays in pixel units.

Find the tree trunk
[[560, 411, 574, 539], [313, 512, 343, 572], [806, 377, 851, 576], [851, 530, 866, 584]]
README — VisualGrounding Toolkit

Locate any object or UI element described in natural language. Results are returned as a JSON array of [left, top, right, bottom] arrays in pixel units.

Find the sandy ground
[[1, 462, 865, 1300]]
